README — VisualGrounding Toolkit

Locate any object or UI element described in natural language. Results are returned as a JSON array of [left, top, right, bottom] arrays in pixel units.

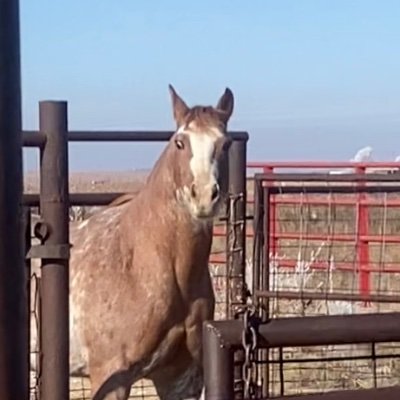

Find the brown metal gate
[[202, 172, 400, 399]]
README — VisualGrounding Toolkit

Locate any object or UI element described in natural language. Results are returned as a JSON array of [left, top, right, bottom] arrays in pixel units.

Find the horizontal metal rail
[[213, 226, 400, 243], [269, 258, 400, 273], [247, 196, 400, 207], [255, 289, 400, 304], [203, 313, 400, 399], [269, 185, 400, 194], [248, 161, 400, 170], [269, 232, 400, 243], [22, 130, 249, 147], [263, 352, 400, 365], [208, 252, 400, 272], [204, 312, 400, 349], [23, 192, 126, 207], [22, 131, 46, 147], [256, 172, 400, 182]]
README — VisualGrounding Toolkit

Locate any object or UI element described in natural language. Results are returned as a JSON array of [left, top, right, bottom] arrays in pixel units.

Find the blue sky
[[21, 0, 400, 171]]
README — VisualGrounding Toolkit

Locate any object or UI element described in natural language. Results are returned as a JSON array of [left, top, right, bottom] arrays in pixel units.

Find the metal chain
[[226, 190, 263, 398], [227, 192, 248, 314], [241, 306, 259, 399]]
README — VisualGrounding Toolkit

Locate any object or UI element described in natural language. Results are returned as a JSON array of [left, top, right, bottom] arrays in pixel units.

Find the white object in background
[[351, 146, 373, 162], [329, 146, 373, 174]]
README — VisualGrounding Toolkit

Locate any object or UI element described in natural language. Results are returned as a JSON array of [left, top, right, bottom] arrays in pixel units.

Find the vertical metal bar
[[22, 207, 32, 393], [252, 176, 266, 397], [220, 141, 230, 320], [203, 323, 234, 400], [227, 138, 248, 315], [279, 347, 284, 396], [262, 186, 271, 398], [356, 166, 370, 302], [262, 187, 271, 316], [226, 138, 248, 398], [263, 166, 277, 257], [252, 176, 263, 299], [371, 342, 377, 388], [39, 101, 70, 400], [0, 0, 29, 398]]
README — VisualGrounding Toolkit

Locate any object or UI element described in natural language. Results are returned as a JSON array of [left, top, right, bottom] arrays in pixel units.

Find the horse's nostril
[[211, 184, 220, 201]]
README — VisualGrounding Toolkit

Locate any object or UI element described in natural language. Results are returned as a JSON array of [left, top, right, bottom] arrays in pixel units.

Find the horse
[[66, 85, 235, 399]]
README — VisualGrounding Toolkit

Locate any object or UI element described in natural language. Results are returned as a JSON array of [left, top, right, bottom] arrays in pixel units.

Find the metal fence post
[[39, 101, 70, 400], [22, 207, 32, 390], [0, 0, 29, 398], [227, 137, 248, 315], [261, 185, 271, 397], [226, 135, 248, 397], [203, 322, 235, 400]]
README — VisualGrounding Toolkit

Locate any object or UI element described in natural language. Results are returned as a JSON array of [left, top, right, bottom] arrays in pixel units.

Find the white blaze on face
[[187, 133, 218, 184], [176, 125, 223, 218]]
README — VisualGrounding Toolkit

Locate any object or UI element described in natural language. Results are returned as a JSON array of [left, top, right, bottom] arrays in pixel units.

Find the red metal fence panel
[[211, 161, 400, 301]]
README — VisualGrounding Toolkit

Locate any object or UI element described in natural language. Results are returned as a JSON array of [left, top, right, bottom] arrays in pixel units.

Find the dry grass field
[[25, 170, 400, 399]]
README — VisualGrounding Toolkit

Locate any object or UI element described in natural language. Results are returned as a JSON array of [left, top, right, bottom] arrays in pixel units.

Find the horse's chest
[[169, 296, 213, 358], [147, 299, 212, 375]]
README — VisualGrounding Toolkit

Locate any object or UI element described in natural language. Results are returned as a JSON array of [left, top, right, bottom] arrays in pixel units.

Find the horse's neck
[[135, 147, 214, 271], [139, 180, 214, 237], [141, 146, 183, 219], [123, 178, 213, 299]]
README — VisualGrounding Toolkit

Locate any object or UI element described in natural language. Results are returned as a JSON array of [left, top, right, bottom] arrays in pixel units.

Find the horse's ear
[[216, 88, 234, 124], [168, 84, 189, 127]]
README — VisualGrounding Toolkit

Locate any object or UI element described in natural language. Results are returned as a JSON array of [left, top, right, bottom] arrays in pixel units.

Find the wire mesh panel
[[265, 189, 400, 315], [262, 343, 400, 397], [250, 174, 400, 398]]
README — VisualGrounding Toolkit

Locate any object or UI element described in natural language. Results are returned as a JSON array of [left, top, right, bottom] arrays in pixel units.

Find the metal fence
[[21, 101, 249, 399], [247, 161, 400, 299], [13, 111, 400, 400], [202, 172, 400, 399], [20, 128, 400, 399]]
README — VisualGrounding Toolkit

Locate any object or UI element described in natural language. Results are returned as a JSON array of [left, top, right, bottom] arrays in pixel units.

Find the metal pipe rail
[[255, 171, 400, 182], [22, 129, 249, 146], [205, 312, 400, 349], [24, 192, 127, 207], [248, 160, 400, 170], [255, 289, 400, 304], [203, 312, 400, 400]]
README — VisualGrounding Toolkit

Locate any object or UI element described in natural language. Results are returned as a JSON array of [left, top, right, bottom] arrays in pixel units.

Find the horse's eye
[[175, 139, 184, 150]]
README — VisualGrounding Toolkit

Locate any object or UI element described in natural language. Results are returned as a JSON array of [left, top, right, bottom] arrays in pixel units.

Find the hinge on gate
[[26, 243, 71, 260]]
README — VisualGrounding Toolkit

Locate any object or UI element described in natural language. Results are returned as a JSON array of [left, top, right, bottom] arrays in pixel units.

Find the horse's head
[[168, 85, 234, 220]]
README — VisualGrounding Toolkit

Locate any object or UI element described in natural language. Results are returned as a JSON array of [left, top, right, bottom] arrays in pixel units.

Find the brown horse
[[68, 85, 234, 399]]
